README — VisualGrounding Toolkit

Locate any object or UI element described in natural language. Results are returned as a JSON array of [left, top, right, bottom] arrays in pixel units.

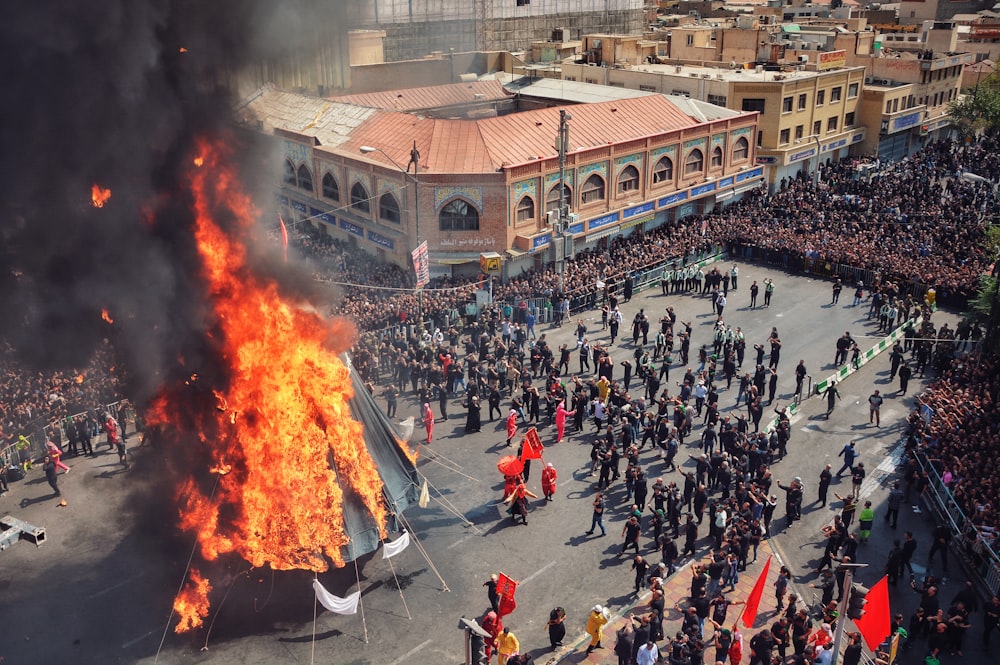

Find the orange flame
[[91, 184, 112, 208], [173, 568, 212, 634], [76, 374, 85, 384], [179, 47, 188, 53], [101, 309, 114, 324], [151, 139, 389, 632], [193, 156, 204, 167]]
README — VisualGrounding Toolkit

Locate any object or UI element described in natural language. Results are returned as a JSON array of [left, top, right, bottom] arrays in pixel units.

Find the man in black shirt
[[927, 523, 951, 573]]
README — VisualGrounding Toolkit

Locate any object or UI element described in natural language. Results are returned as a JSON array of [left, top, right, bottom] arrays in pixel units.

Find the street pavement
[[0, 258, 987, 665]]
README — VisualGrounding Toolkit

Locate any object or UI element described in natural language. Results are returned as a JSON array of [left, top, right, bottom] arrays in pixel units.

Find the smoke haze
[[0, 1, 356, 402]]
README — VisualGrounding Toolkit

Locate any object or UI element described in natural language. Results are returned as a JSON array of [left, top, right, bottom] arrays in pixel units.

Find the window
[[546, 183, 572, 213], [813, 120, 822, 136], [378, 193, 401, 224], [711, 146, 724, 167], [827, 116, 838, 132], [350, 182, 371, 214], [581, 173, 606, 204], [816, 90, 825, 105], [516, 0, 530, 5], [794, 125, 804, 141], [516, 196, 535, 222], [831, 87, 842, 102], [741, 98, 766, 113], [321, 173, 340, 201], [757, 131, 763, 147], [845, 112, 855, 126], [779, 128, 790, 145], [439, 199, 480, 231], [885, 100, 892, 114], [639, 85, 658, 93], [848, 82, 859, 98], [684, 149, 704, 176], [892, 98, 899, 113], [732, 137, 749, 162], [652, 156, 674, 183], [283, 160, 296, 186], [438, 199, 479, 231], [707, 94, 727, 106], [686, 34, 694, 46], [297, 165, 313, 193], [617, 165, 640, 194], [782, 96, 793, 113], [798, 93, 808, 110]]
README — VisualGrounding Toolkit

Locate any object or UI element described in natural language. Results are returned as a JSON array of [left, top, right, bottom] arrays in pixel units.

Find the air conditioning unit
[[690, 72, 700, 77], [546, 210, 558, 226], [798, 54, 809, 63], [567, 213, 580, 224], [701, 73, 712, 79], [877, 79, 890, 85], [864, 77, 873, 84], [755, 65, 764, 73]]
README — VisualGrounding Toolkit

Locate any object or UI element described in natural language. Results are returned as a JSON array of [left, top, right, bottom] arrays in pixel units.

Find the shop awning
[[586, 226, 620, 243]]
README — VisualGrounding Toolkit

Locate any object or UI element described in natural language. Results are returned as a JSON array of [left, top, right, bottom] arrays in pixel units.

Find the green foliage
[[950, 73, 1000, 136]]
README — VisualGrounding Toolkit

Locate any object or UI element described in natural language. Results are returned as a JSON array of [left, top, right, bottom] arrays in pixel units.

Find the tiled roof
[[328, 80, 514, 111]]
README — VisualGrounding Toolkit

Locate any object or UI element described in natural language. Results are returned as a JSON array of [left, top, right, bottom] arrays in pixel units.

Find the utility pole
[[555, 110, 572, 294], [831, 562, 867, 665]]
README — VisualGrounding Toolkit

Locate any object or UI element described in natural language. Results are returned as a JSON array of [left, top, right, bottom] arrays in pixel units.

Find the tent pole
[[310, 574, 319, 665], [422, 475, 481, 533], [353, 559, 369, 643], [397, 512, 450, 592], [384, 545, 413, 620]]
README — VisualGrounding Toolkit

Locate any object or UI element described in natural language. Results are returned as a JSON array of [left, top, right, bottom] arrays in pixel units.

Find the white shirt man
[[636, 641, 660, 665]]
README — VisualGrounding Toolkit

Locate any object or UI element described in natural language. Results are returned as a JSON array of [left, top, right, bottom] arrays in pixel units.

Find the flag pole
[[310, 574, 319, 665], [353, 559, 369, 643], [831, 562, 866, 665]]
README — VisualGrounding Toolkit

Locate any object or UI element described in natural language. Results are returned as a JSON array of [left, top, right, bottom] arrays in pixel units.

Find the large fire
[[150, 140, 391, 633]]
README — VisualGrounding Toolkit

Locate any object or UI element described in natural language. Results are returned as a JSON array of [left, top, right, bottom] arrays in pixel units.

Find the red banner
[[854, 575, 892, 650], [741, 556, 772, 628], [520, 428, 544, 460]]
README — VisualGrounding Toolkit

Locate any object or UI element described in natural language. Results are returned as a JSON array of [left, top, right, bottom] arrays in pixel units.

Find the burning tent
[[148, 141, 419, 634]]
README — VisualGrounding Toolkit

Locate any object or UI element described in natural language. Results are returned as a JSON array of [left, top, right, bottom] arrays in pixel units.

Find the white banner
[[313, 579, 360, 615], [382, 530, 411, 559]]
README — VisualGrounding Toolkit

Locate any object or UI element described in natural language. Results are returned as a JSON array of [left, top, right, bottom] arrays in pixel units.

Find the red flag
[[854, 575, 892, 650], [520, 427, 543, 460], [496, 573, 519, 617], [278, 215, 289, 263], [740, 556, 772, 628]]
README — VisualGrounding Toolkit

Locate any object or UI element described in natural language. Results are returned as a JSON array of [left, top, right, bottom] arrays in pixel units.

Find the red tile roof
[[342, 96, 718, 174]]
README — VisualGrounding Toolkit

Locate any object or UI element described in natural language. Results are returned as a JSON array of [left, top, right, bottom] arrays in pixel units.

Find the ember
[[91, 184, 111, 208]]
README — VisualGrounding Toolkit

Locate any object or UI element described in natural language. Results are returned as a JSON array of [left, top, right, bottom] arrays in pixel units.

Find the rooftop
[[631, 62, 864, 83], [327, 80, 513, 111]]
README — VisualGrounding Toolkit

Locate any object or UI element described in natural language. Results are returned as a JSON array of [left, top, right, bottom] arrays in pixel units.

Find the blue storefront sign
[[892, 111, 922, 132], [827, 139, 847, 150], [339, 219, 365, 237], [737, 167, 764, 182], [567, 222, 585, 235], [588, 212, 618, 231], [852, 132, 865, 143], [623, 201, 655, 219], [291, 200, 308, 213], [718, 177, 734, 189], [367, 230, 395, 250], [532, 233, 552, 250], [789, 149, 816, 163], [309, 207, 335, 224], [691, 182, 717, 197], [657, 191, 688, 207]]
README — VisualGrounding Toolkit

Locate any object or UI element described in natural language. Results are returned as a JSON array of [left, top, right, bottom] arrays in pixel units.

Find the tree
[[968, 227, 1000, 358], [949, 72, 1000, 137]]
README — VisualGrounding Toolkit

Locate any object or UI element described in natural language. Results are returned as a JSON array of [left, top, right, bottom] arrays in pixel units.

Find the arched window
[[297, 164, 313, 192], [711, 146, 724, 168], [321, 172, 340, 200], [617, 165, 640, 194], [581, 173, 606, 204], [684, 149, 704, 176], [733, 137, 750, 162], [516, 196, 535, 223], [350, 182, 371, 214], [379, 193, 401, 224], [439, 199, 480, 231], [652, 156, 674, 184], [283, 160, 296, 186], [546, 183, 572, 214]]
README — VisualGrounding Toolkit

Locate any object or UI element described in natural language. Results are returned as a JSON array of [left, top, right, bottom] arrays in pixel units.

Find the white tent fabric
[[382, 530, 410, 559], [313, 579, 360, 615]]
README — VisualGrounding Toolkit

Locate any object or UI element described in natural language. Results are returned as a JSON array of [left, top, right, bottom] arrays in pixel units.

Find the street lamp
[[795, 134, 823, 189], [359, 141, 423, 327], [554, 110, 573, 293]]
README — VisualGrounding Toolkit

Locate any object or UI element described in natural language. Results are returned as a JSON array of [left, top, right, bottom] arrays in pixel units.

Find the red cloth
[[854, 575, 892, 650], [741, 556, 772, 628], [506, 411, 518, 440]]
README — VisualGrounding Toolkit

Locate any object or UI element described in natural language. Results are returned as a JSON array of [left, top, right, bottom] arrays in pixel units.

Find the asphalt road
[[1, 258, 981, 665]]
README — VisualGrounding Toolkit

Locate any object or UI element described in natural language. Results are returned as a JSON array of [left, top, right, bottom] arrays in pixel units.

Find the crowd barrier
[[813, 317, 917, 397]]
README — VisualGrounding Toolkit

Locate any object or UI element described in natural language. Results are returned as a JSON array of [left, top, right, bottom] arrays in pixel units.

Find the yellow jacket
[[586, 609, 608, 635], [497, 631, 520, 656]]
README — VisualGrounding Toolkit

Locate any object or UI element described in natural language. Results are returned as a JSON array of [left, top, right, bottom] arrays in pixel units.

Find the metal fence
[[915, 448, 1000, 595]]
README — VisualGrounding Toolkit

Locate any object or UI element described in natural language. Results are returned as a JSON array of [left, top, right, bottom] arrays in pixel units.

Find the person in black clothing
[[983, 595, 1000, 647], [748, 628, 774, 665], [483, 574, 500, 613], [614, 623, 634, 665], [927, 523, 951, 573], [818, 464, 832, 506], [842, 632, 863, 665], [898, 361, 912, 394], [631, 555, 650, 593]]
